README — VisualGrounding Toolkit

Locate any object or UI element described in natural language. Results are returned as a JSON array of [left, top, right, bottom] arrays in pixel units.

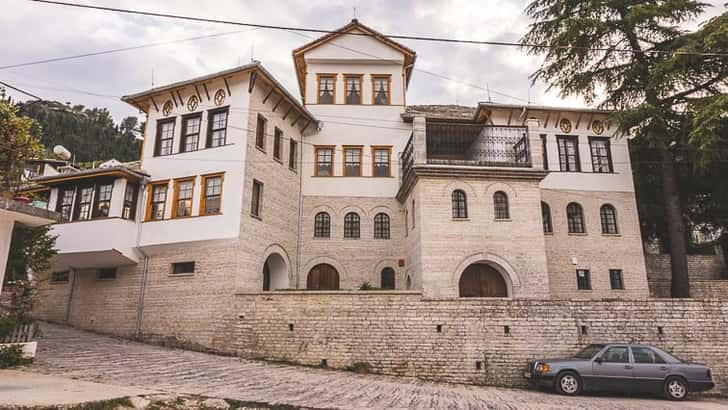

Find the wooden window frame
[[74, 185, 94, 221], [180, 113, 202, 153], [589, 136, 613, 173], [57, 187, 75, 222], [155, 118, 175, 157], [171, 177, 195, 219], [206, 106, 229, 148], [288, 139, 298, 171], [342, 145, 363, 177], [371, 74, 392, 105], [273, 127, 283, 161], [255, 114, 267, 151], [122, 183, 138, 221], [200, 173, 224, 216], [371, 146, 392, 177], [316, 73, 337, 104], [145, 180, 169, 221], [314, 145, 335, 177], [250, 179, 263, 218], [343, 74, 363, 105], [92, 182, 114, 219], [557, 135, 581, 172]]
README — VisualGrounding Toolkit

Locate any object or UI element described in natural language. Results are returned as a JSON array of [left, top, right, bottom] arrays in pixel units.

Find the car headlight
[[535, 363, 551, 373]]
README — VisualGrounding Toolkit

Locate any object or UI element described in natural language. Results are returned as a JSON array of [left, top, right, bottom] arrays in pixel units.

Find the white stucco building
[[28, 20, 650, 335]]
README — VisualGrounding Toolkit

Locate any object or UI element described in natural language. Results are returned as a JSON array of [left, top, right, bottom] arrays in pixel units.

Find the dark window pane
[[203, 176, 222, 215], [172, 261, 195, 274], [251, 180, 262, 217], [601, 346, 629, 363], [541, 202, 553, 233], [600, 204, 618, 234], [122, 184, 138, 220], [273, 128, 282, 160], [557, 136, 580, 172], [373, 77, 390, 105], [314, 212, 331, 238], [256, 115, 266, 150], [576, 269, 591, 290], [318, 76, 335, 104], [344, 212, 360, 238], [150, 184, 168, 220], [610, 269, 624, 289], [345, 76, 361, 104], [289, 140, 298, 170], [493, 191, 509, 219], [176, 180, 194, 217], [181, 115, 201, 152], [374, 213, 390, 239], [381, 267, 395, 289], [156, 120, 175, 156], [316, 148, 333, 176], [373, 148, 390, 177], [590, 137, 612, 173], [344, 148, 361, 176], [51, 271, 70, 283], [97, 268, 117, 280], [452, 190, 467, 219], [567, 203, 585, 233]]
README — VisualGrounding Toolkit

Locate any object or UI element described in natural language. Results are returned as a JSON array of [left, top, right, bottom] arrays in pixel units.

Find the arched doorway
[[458, 263, 508, 297], [307, 263, 340, 290], [380, 267, 395, 289], [263, 253, 288, 291]]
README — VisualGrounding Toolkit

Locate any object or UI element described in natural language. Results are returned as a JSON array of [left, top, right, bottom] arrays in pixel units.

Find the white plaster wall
[[304, 29, 404, 63], [138, 73, 252, 245], [51, 218, 138, 260]]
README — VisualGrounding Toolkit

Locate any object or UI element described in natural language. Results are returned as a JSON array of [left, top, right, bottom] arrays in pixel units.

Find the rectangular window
[[251, 179, 262, 218], [540, 134, 548, 170], [57, 188, 75, 221], [609, 269, 624, 289], [207, 108, 228, 148], [148, 182, 168, 221], [273, 127, 283, 161], [173, 178, 194, 218], [315, 146, 334, 176], [155, 119, 175, 156], [171, 261, 195, 275], [255, 114, 267, 150], [317, 74, 335, 104], [372, 146, 391, 177], [122, 184, 138, 220], [576, 269, 591, 290], [97, 268, 117, 280], [93, 183, 113, 218], [51, 271, 70, 283], [201, 174, 223, 216], [589, 137, 613, 173], [343, 146, 362, 176], [557, 136, 580, 172], [181, 114, 201, 153], [344, 74, 362, 105], [75, 186, 94, 221], [372, 75, 391, 105], [288, 139, 298, 171]]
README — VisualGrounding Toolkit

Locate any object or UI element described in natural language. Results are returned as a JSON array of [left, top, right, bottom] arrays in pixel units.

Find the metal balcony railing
[[426, 123, 531, 168]]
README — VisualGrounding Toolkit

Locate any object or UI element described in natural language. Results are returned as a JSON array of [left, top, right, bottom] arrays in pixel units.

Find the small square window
[[51, 271, 70, 283], [576, 269, 591, 290], [609, 269, 624, 289], [97, 268, 117, 280], [172, 262, 195, 274]]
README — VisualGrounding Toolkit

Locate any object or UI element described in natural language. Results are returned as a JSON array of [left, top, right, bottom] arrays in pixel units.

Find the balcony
[[50, 218, 140, 270], [399, 121, 545, 199]]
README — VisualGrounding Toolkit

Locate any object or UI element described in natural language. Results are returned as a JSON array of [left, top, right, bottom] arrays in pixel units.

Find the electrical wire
[[0, 80, 42, 100]]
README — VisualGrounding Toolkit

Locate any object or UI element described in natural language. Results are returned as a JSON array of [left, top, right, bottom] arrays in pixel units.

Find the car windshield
[[574, 344, 605, 359]]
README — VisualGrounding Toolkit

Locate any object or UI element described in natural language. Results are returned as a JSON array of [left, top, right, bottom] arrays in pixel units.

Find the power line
[[0, 80, 42, 100], [28, 0, 728, 57], [0, 28, 260, 71]]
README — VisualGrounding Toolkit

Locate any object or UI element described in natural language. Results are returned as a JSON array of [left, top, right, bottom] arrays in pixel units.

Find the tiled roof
[[403, 105, 476, 121]]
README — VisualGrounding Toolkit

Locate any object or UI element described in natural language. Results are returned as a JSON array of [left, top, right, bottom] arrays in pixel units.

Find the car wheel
[[664, 376, 688, 401], [556, 371, 581, 396]]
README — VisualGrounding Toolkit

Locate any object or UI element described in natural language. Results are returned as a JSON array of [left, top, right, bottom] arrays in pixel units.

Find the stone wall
[[231, 292, 728, 395], [646, 253, 727, 298]]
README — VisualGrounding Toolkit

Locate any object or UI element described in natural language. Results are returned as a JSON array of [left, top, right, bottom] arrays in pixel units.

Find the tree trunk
[[660, 147, 690, 297]]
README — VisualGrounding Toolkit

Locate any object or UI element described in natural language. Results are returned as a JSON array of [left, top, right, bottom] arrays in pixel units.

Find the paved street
[[21, 323, 728, 409]]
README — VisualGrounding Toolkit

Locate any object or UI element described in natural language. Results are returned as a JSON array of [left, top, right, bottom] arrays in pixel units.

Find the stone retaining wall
[[231, 292, 728, 395]]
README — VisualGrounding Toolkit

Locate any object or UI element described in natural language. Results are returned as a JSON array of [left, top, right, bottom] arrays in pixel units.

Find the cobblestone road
[[27, 323, 727, 409]]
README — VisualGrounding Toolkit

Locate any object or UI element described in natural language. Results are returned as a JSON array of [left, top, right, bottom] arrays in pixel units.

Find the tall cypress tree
[[522, 1, 726, 297]]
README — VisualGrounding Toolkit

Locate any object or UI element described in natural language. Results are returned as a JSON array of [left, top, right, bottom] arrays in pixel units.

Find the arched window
[[493, 191, 509, 219], [541, 202, 553, 233], [566, 202, 585, 233], [344, 212, 360, 238], [373, 213, 390, 239], [314, 212, 330, 238], [406, 275, 412, 290], [600, 204, 618, 234], [452, 190, 467, 219], [381, 267, 395, 289]]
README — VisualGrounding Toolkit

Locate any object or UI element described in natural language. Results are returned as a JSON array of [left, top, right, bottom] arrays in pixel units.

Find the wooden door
[[459, 264, 507, 297], [307, 264, 340, 290]]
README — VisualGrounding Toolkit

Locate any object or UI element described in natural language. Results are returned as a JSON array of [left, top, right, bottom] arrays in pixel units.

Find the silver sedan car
[[525, 344, 715, 400]]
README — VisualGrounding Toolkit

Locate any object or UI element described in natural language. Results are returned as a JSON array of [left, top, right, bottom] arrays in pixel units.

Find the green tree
[[522, 1, 727, 297], [5, 225, 57, 285], [0, 97, 45, 193]]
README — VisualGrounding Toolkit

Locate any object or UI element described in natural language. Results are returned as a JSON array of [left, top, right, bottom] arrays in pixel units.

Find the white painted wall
[[51, 218, 139, 262]]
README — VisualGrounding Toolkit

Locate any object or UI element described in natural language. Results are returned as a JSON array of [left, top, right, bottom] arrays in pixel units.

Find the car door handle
[[659, 366, 669, 371], [624, 365, 633, 369]]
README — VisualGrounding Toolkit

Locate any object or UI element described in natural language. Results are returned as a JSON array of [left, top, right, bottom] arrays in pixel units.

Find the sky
[[1, 0, 724, 123]]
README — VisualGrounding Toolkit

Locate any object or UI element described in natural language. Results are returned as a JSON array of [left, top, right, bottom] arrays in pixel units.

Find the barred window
[[314, 212, 331, 238], [207, 108, 228, 148], [566, 202, 585, 233], [452, 190, 467, 219], [590, 137, 613, 173], [493, 191, 509, 219], [344, 212, 360, 238], [600, 204, 618, 234], [181, 114, 201, 152], [609, 269, 624, 289], [541, 202, 553, 233], [373, 213, 390, 239]]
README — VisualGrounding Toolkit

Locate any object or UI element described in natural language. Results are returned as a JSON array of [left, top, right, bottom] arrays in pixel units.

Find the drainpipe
[[64, 267, 76, 323], [295, 130, 305, 289], [134, 181, 149, 339]]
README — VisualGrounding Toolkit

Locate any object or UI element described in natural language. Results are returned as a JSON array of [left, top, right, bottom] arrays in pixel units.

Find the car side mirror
[[594, 357, 603, 364]]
